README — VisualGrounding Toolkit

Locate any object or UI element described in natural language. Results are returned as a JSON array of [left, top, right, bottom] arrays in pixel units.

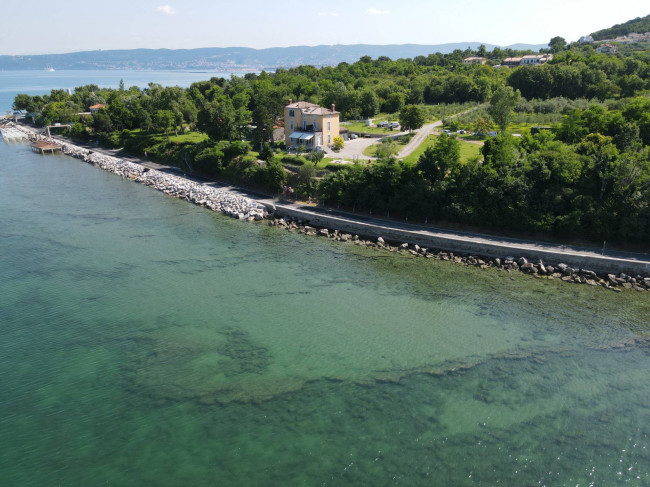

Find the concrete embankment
[[268, 215, 650, 292]]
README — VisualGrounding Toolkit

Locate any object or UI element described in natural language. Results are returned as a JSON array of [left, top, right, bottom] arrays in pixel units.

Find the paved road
[[262, 200, 650, 273]]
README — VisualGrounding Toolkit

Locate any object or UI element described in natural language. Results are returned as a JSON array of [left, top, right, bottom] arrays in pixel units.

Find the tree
[[197, 96, 237, 142], [375, 140, 400, 160], [13, 94, 32, 110], [549, 36, 567, 53], [91, 109, 113, 133], [306, 150, 325, 166], [259, 142, 275, 163], [399, 104, 425, 133], [298, 164, 317, 196], [487, 85, 520, 133], [262, 160, 286, 191], [155, 109, 175, 140], [383, 92, 405, 114], [359, 89, 380, 119], [417, 135, 461, 184], [251, 80, 282, 150], [474, 116, 493, 136]]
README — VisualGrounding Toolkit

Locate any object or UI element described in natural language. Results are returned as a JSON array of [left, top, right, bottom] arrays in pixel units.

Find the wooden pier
[[31, 140, 62, 154]]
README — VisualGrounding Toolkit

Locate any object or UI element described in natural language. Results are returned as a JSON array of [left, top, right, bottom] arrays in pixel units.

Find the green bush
[[193, 145, 225, 174], [281, 155, 307, 166], [324, 163, 347, 172], [332, 136, 344, 151]]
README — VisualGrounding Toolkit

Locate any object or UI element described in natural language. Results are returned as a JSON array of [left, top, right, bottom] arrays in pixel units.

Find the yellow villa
[[284, 100, 339, 149]]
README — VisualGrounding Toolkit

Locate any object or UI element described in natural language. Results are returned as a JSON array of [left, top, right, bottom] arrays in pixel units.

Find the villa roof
[[286, 101, 339, 115], [286, 101, 320, 109], [89, 104, 106, 109], [303, 106, 338, 115]]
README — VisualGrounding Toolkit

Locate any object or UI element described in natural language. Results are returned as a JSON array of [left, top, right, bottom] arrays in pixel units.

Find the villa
[[89, 104, 106, 113], [520, 54, 554, 65], [463, 56, 487, 65], [284, 100, 339, 149], [596, 44, 618, 54]]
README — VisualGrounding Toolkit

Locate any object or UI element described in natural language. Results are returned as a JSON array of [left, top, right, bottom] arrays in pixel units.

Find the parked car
[[457, 129, 467, 134], [389, 122, 400, 129], [442, 129, 452, 134], [488, 131, 498, 137], [349, 134, 358, 139], [377, 121, 388, 128]]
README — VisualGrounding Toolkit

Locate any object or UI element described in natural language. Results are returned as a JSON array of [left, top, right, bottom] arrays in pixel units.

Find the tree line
[[12, 40, 650, 244]]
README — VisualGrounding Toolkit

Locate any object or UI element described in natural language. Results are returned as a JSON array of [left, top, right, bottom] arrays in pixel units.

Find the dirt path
[[397, 106, 481, 158], [397, 120, 443, 158]]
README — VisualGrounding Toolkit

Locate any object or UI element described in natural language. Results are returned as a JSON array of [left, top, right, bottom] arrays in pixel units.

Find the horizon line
[[0, 41, 551, 58]]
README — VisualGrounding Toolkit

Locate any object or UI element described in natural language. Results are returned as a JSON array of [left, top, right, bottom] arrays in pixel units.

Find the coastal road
[[262, 200, 650, 275], [34, 127, 650, 274]]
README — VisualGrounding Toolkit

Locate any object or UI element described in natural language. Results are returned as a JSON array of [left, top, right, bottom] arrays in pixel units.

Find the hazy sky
[[1, 0, 647, 55]]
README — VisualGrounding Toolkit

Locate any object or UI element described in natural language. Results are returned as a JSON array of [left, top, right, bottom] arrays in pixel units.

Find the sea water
[[0, 69, 237, 114], [0, 139, 649, 486]]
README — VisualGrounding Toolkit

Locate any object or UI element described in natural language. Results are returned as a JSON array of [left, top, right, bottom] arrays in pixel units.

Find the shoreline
[[5, 120, 650, 292]]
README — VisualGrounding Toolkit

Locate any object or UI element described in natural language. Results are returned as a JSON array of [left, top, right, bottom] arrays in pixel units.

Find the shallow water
[[1, 141, 649, 485]]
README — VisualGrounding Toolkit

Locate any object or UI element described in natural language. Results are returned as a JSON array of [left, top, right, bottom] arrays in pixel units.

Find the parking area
[[325, 136, 381, 161]]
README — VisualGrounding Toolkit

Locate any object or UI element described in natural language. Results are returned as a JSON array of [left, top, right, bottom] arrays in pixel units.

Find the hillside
[[0, 43, 546, 71], [591, 13, 650, 40]]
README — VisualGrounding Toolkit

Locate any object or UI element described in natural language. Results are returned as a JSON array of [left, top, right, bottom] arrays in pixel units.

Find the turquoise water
[[1, 140, 649, 486], [0, 69, 237, 113]]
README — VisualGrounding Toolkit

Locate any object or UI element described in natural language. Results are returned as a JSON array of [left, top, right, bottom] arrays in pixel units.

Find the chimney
[[289, 99, 293, 105], [331, 104, 335, 112]]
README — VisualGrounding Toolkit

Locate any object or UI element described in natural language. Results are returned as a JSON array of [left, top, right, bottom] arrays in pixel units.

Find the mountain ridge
[[0, 43, 547, 71]]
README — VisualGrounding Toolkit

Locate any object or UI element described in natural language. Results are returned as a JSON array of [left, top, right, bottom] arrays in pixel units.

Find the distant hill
[[0, 43, 546, 71], [591, 14, 650, 41]]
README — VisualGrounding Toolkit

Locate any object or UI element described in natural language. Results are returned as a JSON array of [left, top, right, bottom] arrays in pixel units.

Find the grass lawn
[[402, 135, 483, 165], [343, 122, 401, 135], [278, 154, 336, 170], [125, 128, 208, 144], [362, 140, 407, 157], [167, 131, 209, 143]]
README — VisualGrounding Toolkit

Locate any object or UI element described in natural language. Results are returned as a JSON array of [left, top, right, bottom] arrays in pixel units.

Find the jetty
[[31, 139, 62, 154]]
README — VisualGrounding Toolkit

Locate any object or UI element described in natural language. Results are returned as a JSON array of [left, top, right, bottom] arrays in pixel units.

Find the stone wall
[[274, 206, 650, 277]]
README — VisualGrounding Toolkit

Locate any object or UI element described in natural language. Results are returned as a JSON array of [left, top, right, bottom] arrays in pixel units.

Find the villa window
[[303, 120, 307, 130], [327, 121, 331, 131], [313, 121, 317, 130], [328, 135, 331, 144], [290, 120, 294, 130], [288, 109, 295, 117]]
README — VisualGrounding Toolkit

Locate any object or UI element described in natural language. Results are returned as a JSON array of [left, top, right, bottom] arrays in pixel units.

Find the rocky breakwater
[[57, 142, 268, 221], [268, 216, 650, 293]]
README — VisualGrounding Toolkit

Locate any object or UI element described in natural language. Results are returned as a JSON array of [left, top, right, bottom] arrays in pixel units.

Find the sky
[[0, 0, 647, 55]]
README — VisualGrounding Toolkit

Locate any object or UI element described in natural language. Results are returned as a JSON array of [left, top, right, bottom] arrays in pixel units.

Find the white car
[[349, 134, 358, 139], [389, 122, 400, 129]]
